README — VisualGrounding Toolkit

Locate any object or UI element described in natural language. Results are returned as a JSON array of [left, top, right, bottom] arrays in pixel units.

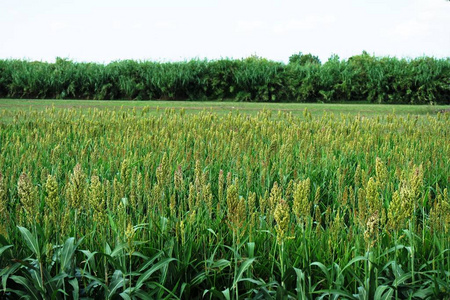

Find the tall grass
[[0, 107, 449, 298], [0, 52, 449, 103]]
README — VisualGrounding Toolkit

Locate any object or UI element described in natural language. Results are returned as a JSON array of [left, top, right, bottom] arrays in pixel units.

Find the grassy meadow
[[0, 99, 448, 116], [0, 101, 449, 299]]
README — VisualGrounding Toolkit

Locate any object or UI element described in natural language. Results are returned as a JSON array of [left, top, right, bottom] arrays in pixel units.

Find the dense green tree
[[288, 52, 321, 65]]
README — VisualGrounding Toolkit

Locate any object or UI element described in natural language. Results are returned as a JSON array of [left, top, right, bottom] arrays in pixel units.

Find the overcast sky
[[1, 0, 449, 64]]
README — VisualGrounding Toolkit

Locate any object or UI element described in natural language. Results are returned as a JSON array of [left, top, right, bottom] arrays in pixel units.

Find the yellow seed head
[[357, 188, 367, 228], [136, 172, 143, 209], [364, 211, 380, 248], [348, 186, 355, 210], [293, 178, 311, 224], [89, 175, 105, 224], [203, 183, 213, 216], [408, 165, 423, 202], [285, 179, 294, 201], [314, 186, 321, 205], [274, 199, 290, 244], [226, 184, 239, 220], [151, 183, 162, 212], [218, 169, 225, 204], [259, 190, 269, 215], [174, 165, 184, 192], [226, 184, 246, 231], [120, 159, 131, 192], [354, 164, 361, 187], [226, 171, 232, 188], [375, 157, 388, 188], [18, 172, 38, 220], [194, 160, 201, 191], [366, 177, 381, 216], [189, 209, 197, 225], [129, 167, 138, 207], [236, 196, 246, 229], [342, 187, 349, 207], [67, 164, 87, 210], [156, 153, 170, 187], [188, 182, 196, 211], [248, 192, 256, 215], [44, 175, 59, 219], [125, 222, 135, 248], [388, 189, 413, 231], [112, 177, 122, 210], [268, 182, 282, 215], [169, 193, 176, 218]]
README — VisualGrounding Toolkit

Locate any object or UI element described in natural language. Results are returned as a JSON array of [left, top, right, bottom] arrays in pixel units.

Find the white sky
[[1, 0, 449, 64]]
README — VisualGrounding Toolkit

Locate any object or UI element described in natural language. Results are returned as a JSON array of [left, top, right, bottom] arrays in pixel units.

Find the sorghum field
[[0, 105, 449, 299]]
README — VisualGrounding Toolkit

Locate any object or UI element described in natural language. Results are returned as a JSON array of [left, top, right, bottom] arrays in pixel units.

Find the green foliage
[[288, 52, 321, 66], [0, 53, 449, 103]]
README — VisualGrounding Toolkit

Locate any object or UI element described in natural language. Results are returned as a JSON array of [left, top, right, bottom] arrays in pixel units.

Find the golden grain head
[[274, 199, 291, 244]]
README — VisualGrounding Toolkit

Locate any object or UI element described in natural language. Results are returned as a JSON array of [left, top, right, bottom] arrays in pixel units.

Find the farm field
[[0, 102, 449, 299]]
